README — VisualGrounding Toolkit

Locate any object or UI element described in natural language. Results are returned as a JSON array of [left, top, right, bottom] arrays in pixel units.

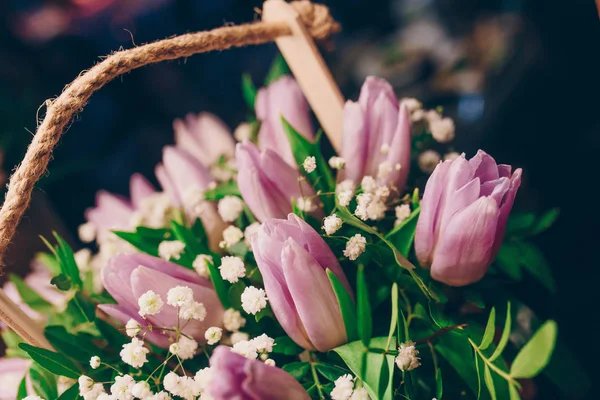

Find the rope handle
[[0, 0, 343, 349]]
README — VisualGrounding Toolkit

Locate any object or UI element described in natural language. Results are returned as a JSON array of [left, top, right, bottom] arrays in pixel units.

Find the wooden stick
[[0, 289, 53, 350], [263, 0, 345, 152]]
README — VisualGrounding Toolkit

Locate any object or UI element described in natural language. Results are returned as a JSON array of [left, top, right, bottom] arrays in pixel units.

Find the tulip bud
[[415, 150, 522, 286], [256, 76, 314, 167], [340, 77, 411, 194], [235, 142, 316, 222], [252, 214, 352, 351], [208, 346, 310, 400]]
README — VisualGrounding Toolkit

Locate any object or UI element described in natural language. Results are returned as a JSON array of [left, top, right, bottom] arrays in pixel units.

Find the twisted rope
[[0, 1, 339, 271]]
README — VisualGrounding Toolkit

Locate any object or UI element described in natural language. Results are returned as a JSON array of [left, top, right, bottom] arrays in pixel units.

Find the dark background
[[1, 0, 598, 398]]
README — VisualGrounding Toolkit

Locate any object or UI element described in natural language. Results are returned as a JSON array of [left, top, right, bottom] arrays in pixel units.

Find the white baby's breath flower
[[94, 393, 113, 400], [175, 376, 201, 400], [232, 340, 258, 359], [170, 336, 198, 360], [219, 256, 246, 283], [330, 374, 355, 400], [329, 156, 346, 169], [250, 334, 275, 353], [138, 290, 164, 317], [110, 374, 135, 399], [145, 392, 172, 400], [302, 156, 317, 173], [234, 122, 252, 142], [296, 197, 318, 212], [220, 225, 244, 248], [344, 234, 367, 261], [418, 150, 441, 174], [380, 143, 390, 155], [241, 286, 268, 315], [120, 338, 149, 368], [195, 367, 213, 392], [337, 190, 353, 207], [193, 254, 213, 278], [443, 151, 460, 161], [218, 196, 244, 222], [83, 383, 106, 400], [230, 331, 250, 344], [78, 222, 96, 243], [179, 301, 207, 321], [183, 186, 206, 217], [244, 222, 261, 248], [264, 359, 276, 367], [163, 372, 180, 396], [377, 161, 393, 180], [131, 381, 152, 399], [89, 356, 101, 369], [78, 376, 95, 396], [429, 117, 455, 143], [167, 286, 194, 308], [395, 204, 411, 226], [323, 214, 343, 235], [425, 110, 442, 124], [361, 176, 377, 193], [223, 308, 246, 332], [351, 387, 370, 399], [205, 327, 223, 345], [395, 341, 421, 371], [125, 319, 141, 338], [75, 249, 92, 272], [400, 97, 423, 113], [158, 240, 186, 261]]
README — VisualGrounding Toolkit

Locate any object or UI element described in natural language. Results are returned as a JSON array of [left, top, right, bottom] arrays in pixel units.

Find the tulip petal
[[430, 197, 499, 286], [281, 239, 347, 352], [364, 91, 399, 177], [385, 104, 412, 191], [469, 150, 499, 182], [439, 177, 481, 235], [497, 164, 512, 178], [340, 101, 367, 183], [155, 163, 180, 206], [243, 353, 311, 400], [101, 256, 138, 310], [175, 112, 235, 167], [480, 177, 510, 206], [85, 191, 134, 236], [208, 346, 247, 399], [358, 76, 398, 109], [491, 168, 522, 258], [260, 149, 307, 201], [129, 173, 155, 209], [121, 253, 210, 287]]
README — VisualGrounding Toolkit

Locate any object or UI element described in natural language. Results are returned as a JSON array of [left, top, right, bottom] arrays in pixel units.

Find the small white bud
[[223, 308, 246, 332], [395, 341, 421, 371], [343, 234, 367, 261], [125, 319, 141, 337], [205, 327, 223, 345], [328, 156, 346, 169], [264, 359, 276, 367], [78, 222, 96, 243], [241, 286, 268, 315], [220, 225, 244, 248], [138, 290, 164, 317], [323, 214, 343, 235], [89, 356, 101, 369], [193, 254, 213, 278], [302, 156, 317, 173], [418, 150, 441, 174], [218, 196, 244, 222], [158, 240, 186, 261], [167, 286, 194, 307], [219, 256, 246, 283]]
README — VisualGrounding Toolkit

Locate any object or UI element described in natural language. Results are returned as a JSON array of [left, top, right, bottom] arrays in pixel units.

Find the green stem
[[468, 338, 521, 388], [309, 356, 325, 399]]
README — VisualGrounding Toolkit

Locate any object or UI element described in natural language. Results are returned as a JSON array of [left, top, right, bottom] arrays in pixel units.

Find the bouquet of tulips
[[1, 59, 584, 400]]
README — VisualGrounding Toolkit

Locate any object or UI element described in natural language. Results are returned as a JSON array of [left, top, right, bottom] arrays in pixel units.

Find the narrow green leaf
[[327, 269, 358, 342], [484, 365, 497, 400], [45, 326, 97, 363], [385, 283, 399, 351], [509, 384, 521, 400], [241, 73, 257, 109], [95, 319, 128, 347], [479, 307, 496, 350], [18, 343, 80, 379], [57, 383, 80, 400], [17, 376, 28, 399], [385, 208, 420, 257], [530, 208, 560, 235], [206, 259, 231, 309], [356, 265, 372, 347], [30, 363, 58, 400], [314, 363, 349, 382], [264, 54, 290, 85], [203, 181, 242, 201], [517, 241, 557, 293], [489, 302, 511, 362], [474, 352, 482, 400], [9, 274, 53, 312], [228, 281, 246, 310], [506, 213, 536, 235], [112, 229, 162, 257], [378, 354, 391, 397], [411, 188, 420, 209], [171, 220, 208, 256], [435, 368, 443, 399], [510, 320, 557, 379], [272, 336, 304, 356], [52, 233, 82, 287], [436, 331, 480, 396], [282, 362, 311, 381]]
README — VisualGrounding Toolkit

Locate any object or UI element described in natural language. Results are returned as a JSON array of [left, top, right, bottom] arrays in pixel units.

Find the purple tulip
[[156, 146, 226, 249], [208, 346, 310, 400], [415, 150, 522, 286], [341, 76, 411, 193], [236, 141, 316, 222], [85, 173, 155, 242], [98, 253, 224, 348], [173, 112, 235, 168], [0, 357, 31, 400], [256, 76, 314, 167], [252, 214, 351, 351]]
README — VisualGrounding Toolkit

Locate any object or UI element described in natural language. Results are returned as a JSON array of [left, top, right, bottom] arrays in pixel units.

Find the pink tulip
[[252, 214, 351, 351], [156, 146, 226, 249], [341, 76, 411, 193], [256, 76, 314, 167], [98, 253, 224, 348], [0, 358, 31, 400], [85, 173, 156, 242], [415, 150, 522, 286], [236, 142, 317, 222], [173, 112, 235, 167], [208, 346, 310, 400]]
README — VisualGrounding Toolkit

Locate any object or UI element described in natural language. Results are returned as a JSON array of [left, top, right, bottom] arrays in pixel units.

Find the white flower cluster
[[219, 256, 245, 283], [241, 286, 268, 315], [302, 156, 317, 173], [163, 368, 213, 400], [169, 336, 199, 360], [355, 176, 391, 221], [217, 195, 244, 222], [120, 337, 149, 368], [394, 204, 411, 226], [336, 179, 356, 207], [205, 326, 223, 345], [230, 334, 275, 363], [296, 196, 318, 213], [330, 374, 370, 400], [344, 234, 367, 261], [158, 240, 186, 261], [243, 222, 261, 248], [322, 214, 343, 235], [220, 225, 244, 248], [418, 150, 441, 174], [79, 374, 166, 400], [395, 341, 421, 372], [329, 156, 346, 170], [223, 308, 246, 332], [183, 186, 207, 218], [193, 254, 213, 278], [138, 290, 164, 317], [132, 192, 175, 229]]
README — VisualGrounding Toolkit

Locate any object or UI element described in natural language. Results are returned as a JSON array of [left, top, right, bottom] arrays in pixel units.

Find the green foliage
[[479, 307, 496, 351], [203, 181, 242, 201], [264, 54, 290, 85], [41, 233, 82, 288], [506, 208, 559, 237], [242, 73, 257, 109], [113, 226, 171, 257], [496, 241, 556, 292], [356, 265, 373, 347], [56, 384, 80, 400], [272, 336, 304, 356], [30, 363, 58, 400], [206, 259, 231, 309], [510, 321, 557, 379], [385, 207, 420, 257], [327, 269, 358, 342], [9, 274, 53, 313], [45, 325, 98, 363], [283, 362, 311, 381], [19, 343, 81, 379]]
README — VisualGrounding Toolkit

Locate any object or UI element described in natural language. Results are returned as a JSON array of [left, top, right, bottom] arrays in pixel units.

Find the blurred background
[[1, 0, 598, 397]]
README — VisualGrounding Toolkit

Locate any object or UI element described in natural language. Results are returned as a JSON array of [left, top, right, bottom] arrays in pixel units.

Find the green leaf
[[272, 336, 304, 356], [506, 213, 536, 235], [68, 292, 96, 323], [50, 273, 72, 291], [510, 320, 557, 379], [517, 241, 557, 293], [495, 243, 524, 281], [282, 362, 311, 381], [435, 368, 444, 399], [95, 319, 128, 347], [378, 353, 391, 397], [411, 188, 420, 209], [436, 330, 479, 396], [57, 383, 80, 400], [52, 233, 82, 287], [327, 269, 358, 342], [206, 259, 231, 309], [530, 208, 560, 235], [385, 283, 399, 351], [385, 207, 420, 257], [264, 54, 290, 85], [171, 220, 208, 257], [228, 281, 246, 310], [509, 384, 521, 400], [474, 351, 482, 400], [17, 376, 28, 399], [242, 73, 257, 109], [281, 118, 336, 209], [314, 363, 348, 382], [2, 329, 23, 350], [480, 307, 496, 350], [18, 343, 80, 379], [356, 265, 372, 347], [9, 274, 53, 312], [45, 326, 97, 363], [489, 303, 511, 362], [484, 365, 497, 400], [113, 227, 171, 257], [333, 338, 395, 400], [30, 363, 58, 400]]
